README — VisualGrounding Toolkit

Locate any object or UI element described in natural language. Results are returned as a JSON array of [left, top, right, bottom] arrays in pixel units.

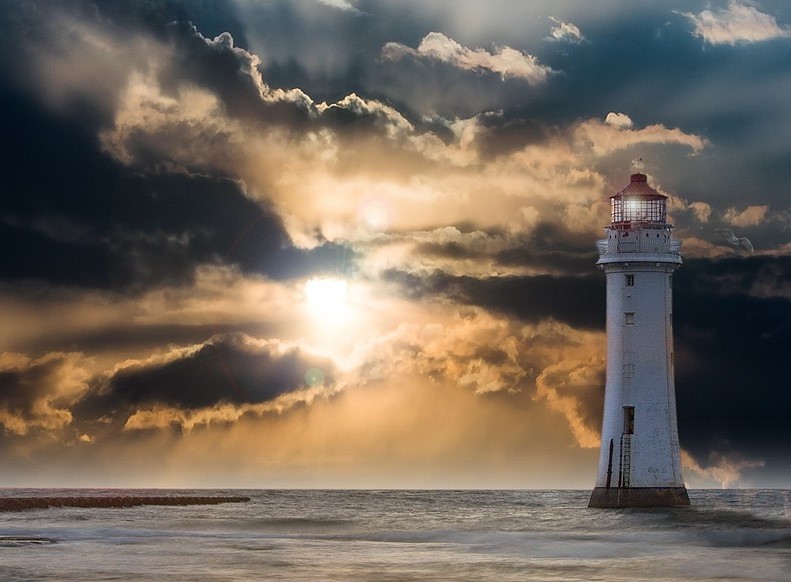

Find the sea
[[2, 489, 791, 581]]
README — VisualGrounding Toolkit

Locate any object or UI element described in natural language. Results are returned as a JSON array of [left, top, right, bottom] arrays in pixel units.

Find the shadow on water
[[601, 492, 791, 548], [620, 506, 791, 529], [0, 536, 58, 547]]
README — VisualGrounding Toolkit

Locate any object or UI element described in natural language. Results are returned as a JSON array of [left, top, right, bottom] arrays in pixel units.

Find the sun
[[304, 277, 349, 312], [301, 277, 366, 344]]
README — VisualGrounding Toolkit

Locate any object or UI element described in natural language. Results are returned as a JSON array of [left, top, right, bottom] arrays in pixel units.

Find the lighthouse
[[588, 173, 690, 508]]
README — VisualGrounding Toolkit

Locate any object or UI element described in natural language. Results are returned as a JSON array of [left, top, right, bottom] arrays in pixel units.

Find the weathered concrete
[[0, 496, 250, 512], [589, 487, 690, 508]]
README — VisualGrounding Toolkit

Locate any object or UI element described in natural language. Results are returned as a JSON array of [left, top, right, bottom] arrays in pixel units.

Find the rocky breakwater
[[0, 495, 250, 511]]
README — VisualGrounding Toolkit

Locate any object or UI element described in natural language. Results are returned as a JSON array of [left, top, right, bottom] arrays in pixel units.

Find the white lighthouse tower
[[589, 173, 690, 508]]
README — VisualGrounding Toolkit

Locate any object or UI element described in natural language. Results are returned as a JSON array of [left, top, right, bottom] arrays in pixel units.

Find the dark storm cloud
[[494, 222, 601, 273], [0, 0, 301, 292], [0, 359, 61, 419], [0, 78, 362, 292], [76, 333, 336, 418], [415, 241, 481, 261], [232, 0, 377, 103], [161, 23, 312, 127], [159, 12, 431, 138], [450, 274, 605, 330], [2, 0, 244, 41], [259, 243, 358, 280], [409, 221, 600, 275], [0, 89, 286, 290], [474, 116, 552, 160], [383, 269, 605, 330], [16, 322, 273, 355], [494, 247, 600, 276], [372, 53, 550, 119], [673, 257, 791, 461], [678, 255, 791, 298], [0, 352, 87, 434]]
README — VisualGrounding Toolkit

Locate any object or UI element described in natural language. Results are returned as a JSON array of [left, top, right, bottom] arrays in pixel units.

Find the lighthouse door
[[623, 406, 635, 434]]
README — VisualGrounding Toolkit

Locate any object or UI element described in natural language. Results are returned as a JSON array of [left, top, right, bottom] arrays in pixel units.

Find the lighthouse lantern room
[[589, 173, 690, 508]]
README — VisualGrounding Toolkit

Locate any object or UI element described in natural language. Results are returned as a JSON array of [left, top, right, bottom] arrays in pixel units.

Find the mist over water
[[1, 489, 790, 581]]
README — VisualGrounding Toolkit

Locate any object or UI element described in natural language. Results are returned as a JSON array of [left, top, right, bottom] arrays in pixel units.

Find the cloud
[[724, 205, 769, 226], [381, 32, 554, 84], [534, 338, 604, 449], [678, 1, 791, 45], [681, 449, 765, 488], [315, 0, 362, 14], [360, 221, 599, 281], [121, 382, 335, 432], [342, 307, 606, 447], [546, 17, 586, 43], [604, 112, 633, 129], [2, 6, 164, 122], [38, 13, 707, 255], [0, 265, 302, 358], [158, 24, 314, 126], [689, 201, 713, 223], [0, 352, 92, 435], [666, 196, 715, 233], [1, 117, 291, 291], [575, 114, 707, 156], [318, 92, 415, 138], [381, 269, 605, 331], [79, 334, 338, 426]]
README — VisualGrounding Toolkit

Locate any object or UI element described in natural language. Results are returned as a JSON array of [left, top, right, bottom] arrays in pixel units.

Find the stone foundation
[[588, 487, 690, 508]]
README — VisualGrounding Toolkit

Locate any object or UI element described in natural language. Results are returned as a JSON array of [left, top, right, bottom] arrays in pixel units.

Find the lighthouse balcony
[[597, 234, 682, 266], [598, 230, 682, 256]]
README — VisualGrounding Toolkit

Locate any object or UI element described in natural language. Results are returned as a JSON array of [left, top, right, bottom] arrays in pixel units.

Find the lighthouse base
[[588, 487, 690, 508]]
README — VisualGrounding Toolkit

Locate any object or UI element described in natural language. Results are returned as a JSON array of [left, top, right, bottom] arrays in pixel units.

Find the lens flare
[[304, 367, 325, 387], [358, 199, 391, 233]]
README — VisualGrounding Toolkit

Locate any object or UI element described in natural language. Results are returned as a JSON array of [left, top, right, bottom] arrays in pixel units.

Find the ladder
[[620, 434, 632, 488]]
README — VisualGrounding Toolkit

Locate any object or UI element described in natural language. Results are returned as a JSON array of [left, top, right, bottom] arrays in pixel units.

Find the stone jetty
[[0, 495, 250, 512]]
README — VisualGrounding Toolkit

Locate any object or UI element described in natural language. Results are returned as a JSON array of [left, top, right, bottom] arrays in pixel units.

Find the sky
[[0, 0, 789, 489]]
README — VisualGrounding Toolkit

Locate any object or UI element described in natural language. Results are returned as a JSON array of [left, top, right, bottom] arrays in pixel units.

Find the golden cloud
[[0, 351, 92, 435], [381, 32, 554, 84], [724, 205, 769, 227]]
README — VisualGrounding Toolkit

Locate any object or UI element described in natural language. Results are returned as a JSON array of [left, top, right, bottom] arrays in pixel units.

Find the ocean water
[[1, 489, 791, 581]]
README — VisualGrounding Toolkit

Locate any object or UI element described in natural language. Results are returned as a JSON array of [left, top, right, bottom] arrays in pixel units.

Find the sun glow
[[302, 277, 357, 344], [304, 277, 349, 313]]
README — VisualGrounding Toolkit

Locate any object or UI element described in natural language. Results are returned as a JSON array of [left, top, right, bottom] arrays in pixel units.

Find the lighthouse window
[[625, 312, 635, 325], [611, 196, 667, 224], [625, 274, 634, 287]]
